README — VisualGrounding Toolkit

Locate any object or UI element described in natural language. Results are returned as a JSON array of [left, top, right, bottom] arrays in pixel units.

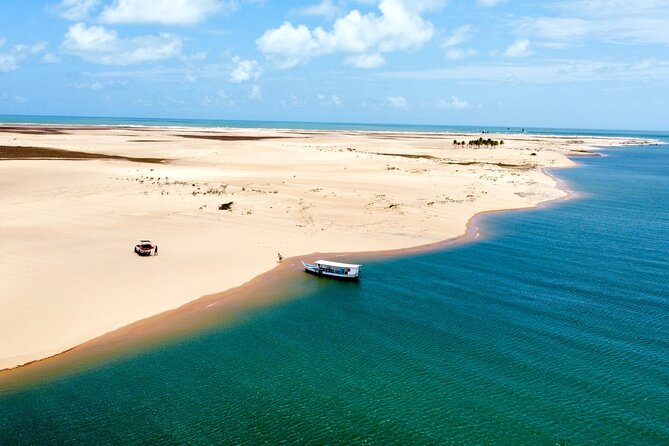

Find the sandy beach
[[0, 125, 644, 370]]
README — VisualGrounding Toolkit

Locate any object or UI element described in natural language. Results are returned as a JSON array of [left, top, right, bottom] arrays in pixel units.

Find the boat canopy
[[315, 260, 360, 269]]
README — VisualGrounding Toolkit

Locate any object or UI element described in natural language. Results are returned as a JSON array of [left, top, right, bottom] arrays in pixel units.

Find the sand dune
[[0, 125, 643, 370]]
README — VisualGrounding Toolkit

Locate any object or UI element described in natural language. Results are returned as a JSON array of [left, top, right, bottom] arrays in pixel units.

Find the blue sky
[[0, 0, 667, 130]]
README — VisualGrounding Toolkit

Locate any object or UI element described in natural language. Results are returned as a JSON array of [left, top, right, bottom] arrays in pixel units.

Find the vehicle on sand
[[134, 240, 155, 256]]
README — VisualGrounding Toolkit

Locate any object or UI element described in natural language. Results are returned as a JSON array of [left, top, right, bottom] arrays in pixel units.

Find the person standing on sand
[[154, 245, 158, 256], [277, 253, 283, 262]]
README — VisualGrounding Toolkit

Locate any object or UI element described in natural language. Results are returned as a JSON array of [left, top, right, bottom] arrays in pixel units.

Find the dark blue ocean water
[[1, 141, 668, 444]]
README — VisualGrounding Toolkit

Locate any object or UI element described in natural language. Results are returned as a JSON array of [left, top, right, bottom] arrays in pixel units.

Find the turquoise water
[[1, 142, 669, 444], [2, 113, 668, 139]]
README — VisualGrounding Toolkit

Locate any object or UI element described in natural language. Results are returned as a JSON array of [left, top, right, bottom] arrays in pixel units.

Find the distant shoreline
[[1, 115, 666, 139]]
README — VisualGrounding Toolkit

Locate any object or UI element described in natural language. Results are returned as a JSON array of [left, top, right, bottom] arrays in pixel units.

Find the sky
[[0, 0, 668, 130]]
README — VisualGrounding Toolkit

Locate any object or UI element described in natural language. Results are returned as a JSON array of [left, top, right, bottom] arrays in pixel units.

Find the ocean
[[0, 120, 668, 444], [1, 113, 668, 140]]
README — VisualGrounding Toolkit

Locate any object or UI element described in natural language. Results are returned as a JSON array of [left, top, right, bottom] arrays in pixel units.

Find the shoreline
[[0, 125, 648, 385], [0, 164, 582, 392], [1, 117, 665, 137], [0, 122, 659, 142], [0, 169, 571, 391]]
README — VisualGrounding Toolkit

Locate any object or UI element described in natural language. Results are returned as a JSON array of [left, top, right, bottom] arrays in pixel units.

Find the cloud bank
[[99, 0, 232, 25], [62, 23, 182, 64], [257, 0, 442, 69]]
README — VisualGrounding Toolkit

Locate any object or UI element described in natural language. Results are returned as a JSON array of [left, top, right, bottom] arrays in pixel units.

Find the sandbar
[[0, 124, 647, 371]]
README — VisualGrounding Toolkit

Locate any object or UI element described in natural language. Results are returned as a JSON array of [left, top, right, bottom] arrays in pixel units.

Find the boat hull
[[303, 262, 359, 280]]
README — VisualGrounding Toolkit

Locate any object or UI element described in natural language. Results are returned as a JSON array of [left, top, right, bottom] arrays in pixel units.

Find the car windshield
[[140, 244, 152, 248]]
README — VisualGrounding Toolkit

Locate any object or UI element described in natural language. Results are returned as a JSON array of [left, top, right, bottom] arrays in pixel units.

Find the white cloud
[[88, 66, 191, 81], [62, 23, 182, 64], [298, 0, 341, 19], [0, 40, 47, 72], [217, 90, 234, 106], [386, 96, 407, 108], [73, 80, 125, 89], [57, 0, 100, 20], [381, 58, 669, 83], [75, 81, 103, 89], [201, 89, 235, 106], [249, 84, 262, 100], [345, 52, 385, 68], [442, 25, 475, 48], [554, 0, 667, 17], [0, 55, 17, 72], [437, 96, 470, 109], [63, 23, 116, 51], [257, 0, 440, 68], [0, 93, 27, 104], [442, 27, 478, 60], [514, 1, 669, 47], [180, 51, 207, 62], [281, 94, 306, 108], [404, 0, 448, 12], [317, 93, 342, 107], [14, 42, 48, 55], [43, 53, 62, 63], [445, 48, 478, 60], [477, 0, 506, 6], [100, 0, 234, 25], [504, 39, 532, 57], [229, 56, 261, 83], [514, 17, 590, 46], [257, 23, 316, 69]]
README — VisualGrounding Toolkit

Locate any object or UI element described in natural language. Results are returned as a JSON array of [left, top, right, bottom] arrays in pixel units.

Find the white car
[[134, 240, 155, 256]]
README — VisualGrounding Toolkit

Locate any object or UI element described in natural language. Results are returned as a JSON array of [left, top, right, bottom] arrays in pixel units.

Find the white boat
[[302, 260, 361, 280]]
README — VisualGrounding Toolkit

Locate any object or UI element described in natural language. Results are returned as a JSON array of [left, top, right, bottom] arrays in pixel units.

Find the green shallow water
[[1, 143, 668, 444]]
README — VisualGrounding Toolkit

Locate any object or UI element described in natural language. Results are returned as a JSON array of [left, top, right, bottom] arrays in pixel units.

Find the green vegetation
[[452, 138, 504, 148]]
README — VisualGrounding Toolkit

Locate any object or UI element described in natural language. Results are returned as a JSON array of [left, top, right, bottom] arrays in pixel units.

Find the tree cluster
[[453, 138, 504, 148]]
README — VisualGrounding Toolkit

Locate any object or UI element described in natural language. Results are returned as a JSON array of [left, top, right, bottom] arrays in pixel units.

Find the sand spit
[[0, 125, 645, 371]]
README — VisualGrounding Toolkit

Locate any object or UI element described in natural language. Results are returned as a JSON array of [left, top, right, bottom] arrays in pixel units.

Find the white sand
[[0, 126, 641, 369]]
